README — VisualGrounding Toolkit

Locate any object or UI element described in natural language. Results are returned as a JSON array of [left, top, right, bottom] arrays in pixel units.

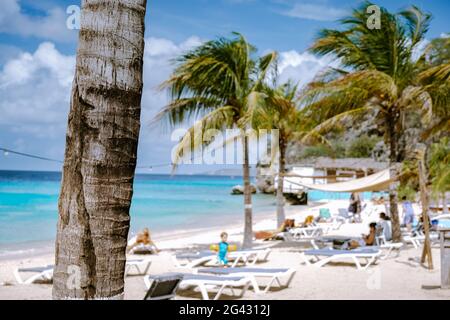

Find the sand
[[1, 200, 449, 300]]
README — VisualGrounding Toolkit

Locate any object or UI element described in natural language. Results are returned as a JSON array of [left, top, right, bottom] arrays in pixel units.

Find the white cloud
[[282, 2, 347, 22], [0, 42, 74, 88], [0, 36, 205, 169], [141, 36, 204, 125], [277, 50, 337, 87], [0, 42, 75, 132], [0, 0, 75, 42]]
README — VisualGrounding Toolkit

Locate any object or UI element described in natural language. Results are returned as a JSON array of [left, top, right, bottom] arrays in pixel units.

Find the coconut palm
[[246, 81, 307, 227], [418, 62, 450, 139], [54, 0, 147, 299], [301, 2, 449, 241], [155, 33, 277, 248], [429, 138, 450, 212]]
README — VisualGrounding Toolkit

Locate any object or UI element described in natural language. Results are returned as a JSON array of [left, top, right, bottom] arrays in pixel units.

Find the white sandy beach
[[0, 200, 449, 300]]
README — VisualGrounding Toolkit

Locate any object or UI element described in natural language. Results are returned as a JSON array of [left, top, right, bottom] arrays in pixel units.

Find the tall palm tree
[[429, 137, 450, 213], [155, 33, 276, 248], [246, 81, 305, 227], [418, 62, 450, 139], [53, 0, 147, 299], [301, 2, 449, 241]]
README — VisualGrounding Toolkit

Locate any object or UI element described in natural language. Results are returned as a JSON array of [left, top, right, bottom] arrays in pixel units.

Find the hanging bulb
[[3, 151, 9, 156]]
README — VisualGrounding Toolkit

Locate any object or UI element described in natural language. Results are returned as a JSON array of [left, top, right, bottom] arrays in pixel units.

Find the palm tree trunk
[[53, 0, 147, 300], [276, 136, 287, 228], [387, 112, 402, 242], [242, 135, 253, 249]]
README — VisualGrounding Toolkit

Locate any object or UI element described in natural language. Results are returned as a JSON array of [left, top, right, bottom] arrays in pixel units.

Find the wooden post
[[418, 152, 433, 270], [440, 229, 450, 289]]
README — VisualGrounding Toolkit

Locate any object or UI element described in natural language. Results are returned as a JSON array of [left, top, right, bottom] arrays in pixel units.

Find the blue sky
[[0, 0, 449, 173]]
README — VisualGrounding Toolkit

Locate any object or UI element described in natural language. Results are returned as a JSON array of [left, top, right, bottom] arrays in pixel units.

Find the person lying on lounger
[[127, 228, 160, 254], [347, 223, 377, 249], [254, 219, 295, 241]]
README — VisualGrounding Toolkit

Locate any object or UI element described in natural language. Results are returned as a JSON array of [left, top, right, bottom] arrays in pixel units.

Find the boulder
[[231, 184, 257, 195], [231, 185, 244, 195], [256, 176, 276, 194]]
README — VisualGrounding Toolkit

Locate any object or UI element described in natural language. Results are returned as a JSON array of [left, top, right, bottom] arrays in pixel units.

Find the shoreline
[[1, 199, 448, 301], [0, 199, 329, 263]]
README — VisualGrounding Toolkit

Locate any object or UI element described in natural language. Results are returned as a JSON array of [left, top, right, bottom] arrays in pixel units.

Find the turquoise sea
[[0, 170, 362, 257]]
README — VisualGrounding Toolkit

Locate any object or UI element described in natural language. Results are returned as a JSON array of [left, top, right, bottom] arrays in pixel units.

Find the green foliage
[[429, 137, 450, 196], [397, 185, 417, 201], [398, 160, 420, 199], [346, 135, 381, 158], [301, 145, 335, 159], [297, 140, 347, 160], [427, 36, 450, 66]]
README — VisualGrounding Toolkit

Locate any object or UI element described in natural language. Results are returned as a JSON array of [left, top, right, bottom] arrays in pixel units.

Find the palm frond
[[152, 96, 224, 128], [171, 106, 235, 170], [399, 5, 432, 48]]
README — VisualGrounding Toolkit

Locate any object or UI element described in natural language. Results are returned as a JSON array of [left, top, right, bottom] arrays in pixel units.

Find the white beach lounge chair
[[234, 248, 272, 264], [375, 227, 404, 259], [289, 226, 324, 239], [144, 273, 259, 300], [312, 235, 402, 259], [125, 258, 153, 276], [127, 235, 158, 255], [338, 208, 353, 223], [197, 267, 296, 293], [376, 242, 404, 259], [403, 233, 439, 249], [128, 243, 157, 255], [301, 248, 382, 270], [173, 249, 266, 269], [173, 252, 217, 268], [14, 265, 54, 284]]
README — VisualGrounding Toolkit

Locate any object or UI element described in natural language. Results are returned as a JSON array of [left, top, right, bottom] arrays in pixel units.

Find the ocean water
[[0, 170, 369, 251], [0, 171, 276, 247]]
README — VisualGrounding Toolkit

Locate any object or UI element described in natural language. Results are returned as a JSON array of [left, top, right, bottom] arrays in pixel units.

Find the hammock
[[284, 168, 396, 193]]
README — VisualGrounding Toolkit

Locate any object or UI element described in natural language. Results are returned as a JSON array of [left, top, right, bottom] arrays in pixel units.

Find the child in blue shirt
[[218, 232, 229, 267]]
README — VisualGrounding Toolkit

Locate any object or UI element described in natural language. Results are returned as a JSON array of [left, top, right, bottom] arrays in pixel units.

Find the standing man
[[349, 192, 362, 223], [401, 196, 416, 231]]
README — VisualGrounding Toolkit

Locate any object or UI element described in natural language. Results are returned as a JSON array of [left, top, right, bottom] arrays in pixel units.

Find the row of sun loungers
[[15, 208, 446, 300], [14, 258, 153, 285], [144, 266, 296, 300]]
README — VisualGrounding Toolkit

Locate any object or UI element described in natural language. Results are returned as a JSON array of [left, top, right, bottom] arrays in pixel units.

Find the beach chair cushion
[[305, 248, 380, 256], [18, 265, 54, 273], [182, 274, 246, 282], [198, 267, 289, 275], [175, 252, 214, 260]]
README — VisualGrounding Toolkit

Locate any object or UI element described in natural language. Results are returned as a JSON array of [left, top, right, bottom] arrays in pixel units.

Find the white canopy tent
[[284, 168, 396, 193]]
